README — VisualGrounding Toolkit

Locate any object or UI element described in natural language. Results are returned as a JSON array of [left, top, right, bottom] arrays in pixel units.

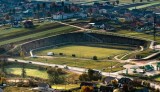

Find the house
[[11, 21, 21, 28], [53, 13, 74, 20], [23, 20, 34, 28], [103, 76, 117, 85]]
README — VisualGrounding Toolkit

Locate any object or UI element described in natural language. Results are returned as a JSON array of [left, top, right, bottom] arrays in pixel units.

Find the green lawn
[[5, 63, 48, 79], [35, 45, 129, 59], [155, 77, 160, 81], [22, 57, 125, 72], [52, 84, 80, 90]]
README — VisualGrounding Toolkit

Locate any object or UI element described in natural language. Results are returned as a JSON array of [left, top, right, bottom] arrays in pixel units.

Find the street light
[[153, 13, 160, 50]]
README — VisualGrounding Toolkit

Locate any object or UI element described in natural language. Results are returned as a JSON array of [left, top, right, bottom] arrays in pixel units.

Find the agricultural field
[[35, 45, 129, 59], [0, 22, 79, 46], [22, 57, 125, 72]]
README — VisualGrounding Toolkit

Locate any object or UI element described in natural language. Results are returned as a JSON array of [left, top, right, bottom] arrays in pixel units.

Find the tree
[[21, 63, 26, 78], [81, 86, 93, 92], [93, 56, 98, 60], [72, 54, 76, 57], [79, 73, 90, 81], [47, 67, 65, 84], [42, 3, 46, 18], [88, 69, 102, 81], [140, 0, 143, 2], [116, 0, 120, 5], [90, 17, 96, 22], [36, 3, 40, 19], [0, 57, 7, 74], [132, 0, 135, 3]]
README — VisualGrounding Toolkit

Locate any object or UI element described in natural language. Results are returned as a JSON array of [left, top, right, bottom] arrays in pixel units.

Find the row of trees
[[47, 67, 66, 84]]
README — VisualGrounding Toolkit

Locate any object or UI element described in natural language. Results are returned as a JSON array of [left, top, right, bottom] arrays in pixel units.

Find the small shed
[[47, 52, 54, 56]]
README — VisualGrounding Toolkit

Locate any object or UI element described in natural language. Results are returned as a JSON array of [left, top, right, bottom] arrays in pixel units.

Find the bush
[[38, 65, 45, 70], [72, 54, 76, 57], [81, 86, 94, 92], [57, 68, 66, 75], [59, 53, 63, 56], [93, 56, 98, 60], [79, 73, 90, 81]]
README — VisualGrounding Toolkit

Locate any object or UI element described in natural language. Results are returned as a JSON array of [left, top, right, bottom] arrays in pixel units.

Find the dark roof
[[118, 77, 132, 84], [104, 76, 116, 83], [38, 83, 48, 87]]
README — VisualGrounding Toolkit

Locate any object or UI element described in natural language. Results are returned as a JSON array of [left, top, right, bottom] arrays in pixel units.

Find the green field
[[35, 45, 129, 59], [5, 63, 48, 79]]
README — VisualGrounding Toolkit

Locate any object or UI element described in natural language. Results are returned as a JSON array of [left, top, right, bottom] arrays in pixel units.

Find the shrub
[[57, 68, 66, 75], [72, 54, 76, 57], [38, 65, 45, 70], [59, 53, 63, 56], [81, 86, 94, 92], [79, 73, 90, 81], [93, 56, 98, 60]]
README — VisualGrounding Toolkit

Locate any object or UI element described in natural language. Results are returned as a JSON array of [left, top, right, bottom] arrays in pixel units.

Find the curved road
[[8, 58, 160, 89]]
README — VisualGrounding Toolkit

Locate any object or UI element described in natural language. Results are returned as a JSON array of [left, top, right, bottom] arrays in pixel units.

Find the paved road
[[8, 58, 160, 89]]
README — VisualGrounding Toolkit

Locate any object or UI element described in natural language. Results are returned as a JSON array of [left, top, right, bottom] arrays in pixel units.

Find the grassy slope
[[0, 24, 79, 46], [116, 30, 160, 43], [0, 26, 78, 45], [35, 45, 129, 59]]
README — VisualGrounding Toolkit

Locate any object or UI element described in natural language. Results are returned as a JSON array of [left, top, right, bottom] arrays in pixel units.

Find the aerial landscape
[[0, 0, 160, 92]]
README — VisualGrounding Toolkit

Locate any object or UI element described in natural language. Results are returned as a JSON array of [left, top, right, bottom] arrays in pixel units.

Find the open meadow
[[35, 45, 129, 59]]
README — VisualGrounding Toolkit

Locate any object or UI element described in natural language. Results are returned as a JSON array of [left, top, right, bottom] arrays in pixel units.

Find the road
[[8, 58, 160, 89]]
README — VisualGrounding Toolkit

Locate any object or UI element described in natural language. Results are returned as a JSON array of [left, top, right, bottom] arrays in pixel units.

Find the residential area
[[0, 0, 160, 92]]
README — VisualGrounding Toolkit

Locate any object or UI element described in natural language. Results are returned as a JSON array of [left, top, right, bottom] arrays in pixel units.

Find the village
[[0, 0, 160, 92]]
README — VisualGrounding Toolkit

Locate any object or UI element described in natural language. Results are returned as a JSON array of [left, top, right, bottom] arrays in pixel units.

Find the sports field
[[35, 45, 129, 59]]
